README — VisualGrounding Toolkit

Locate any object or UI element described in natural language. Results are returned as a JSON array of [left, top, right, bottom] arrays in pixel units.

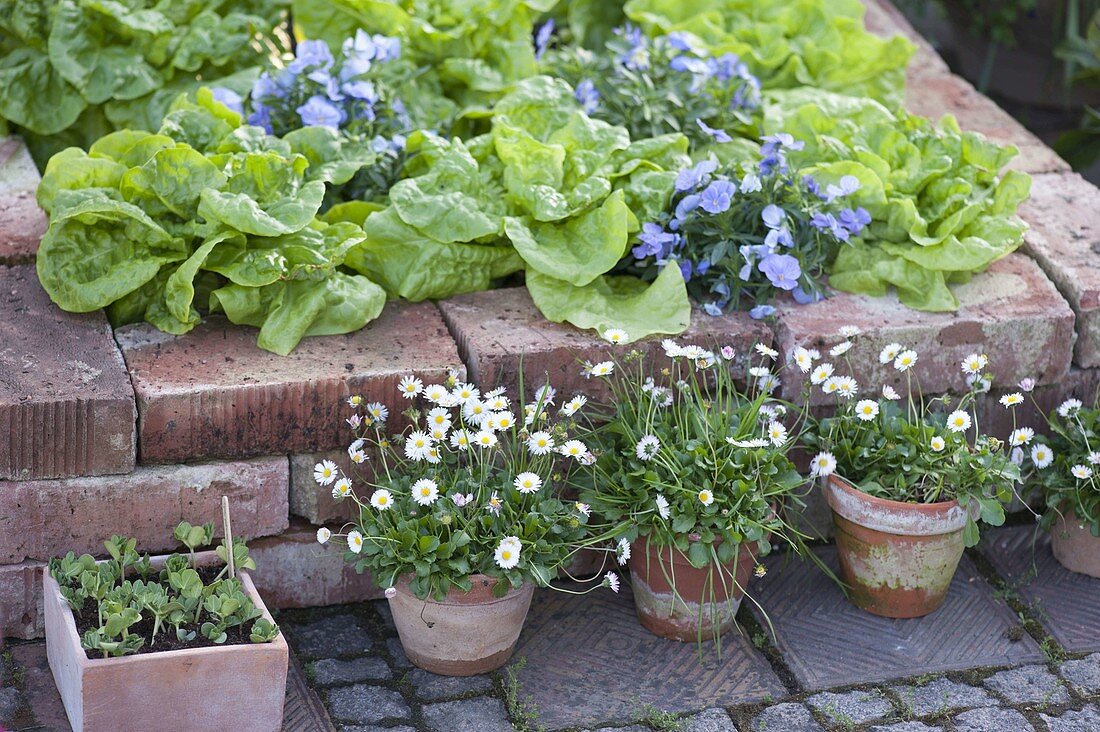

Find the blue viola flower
[[670, 193, 702, 229], [749, 304, 776, 319], [703, 301, 726, 316], [343, 30, 378, 63], [392, 98, 411, 128], [343, 79, 378, 102], [711, 280, 731, 299], [792, 286, 824, 304], [674, 159, 718, 193], [574, 79, 600, 114], [297, 95, 345, 128], [696, 119, 732, 143], [247, 105, 273, 134], [535, 19, 555, 59], [708, 53, 741, 81], [632, 223, 679, 259], [761, 204, 786, 229], [838, 207, 871, 236], [759, 253, 801, 291], [679, 259, 694, 282], [696, 259, 711, 275], [372, 35, 401, 62], [289, 40, 334, 74], [825, 174, 862, 201], [738, 172, 762, 194], [211, 87, 243, 115], [802, 175, 822, 198], [370, 136, 391, 154], [765, 226, 794, 248], [738, 243, 769, 281], [251, 73, 281, 102], [340, 54, 373, 81], [811, 212, 851, 242], [698, 180, 736, 214], [665, 31, 697, 52], [760, 133, 804, 156], [616, 24, 650, 70], [308, 70, 346, 102]]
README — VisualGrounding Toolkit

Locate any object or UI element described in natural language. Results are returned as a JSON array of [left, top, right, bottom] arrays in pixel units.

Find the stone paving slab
[[774, 254, 1075, 404], [438, 287, 771, 399], [0, 137, 48, 264], [978, 525, 1100, 654], [0, 456, 289, 564], [508, 584, 785, 730], [116, 303, 463, 464], [1020, 172, 1100, 368], [749, 546, 1043, 691], [0, 265, 136, 481]]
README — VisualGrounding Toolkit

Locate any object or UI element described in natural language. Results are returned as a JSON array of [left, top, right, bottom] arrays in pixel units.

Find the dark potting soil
[[70, 565, 265, 659]]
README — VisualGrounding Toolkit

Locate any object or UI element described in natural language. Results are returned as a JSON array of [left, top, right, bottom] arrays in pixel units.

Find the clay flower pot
[[388, 574, 533, 675], [825, 475, 970, 618], [43, 551, 288, 732], [1051, 511, 1100, 578], [628, 536, 757, 642]]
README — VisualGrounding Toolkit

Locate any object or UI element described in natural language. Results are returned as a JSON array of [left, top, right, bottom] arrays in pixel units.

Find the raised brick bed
[[0, 138, 46, 264]]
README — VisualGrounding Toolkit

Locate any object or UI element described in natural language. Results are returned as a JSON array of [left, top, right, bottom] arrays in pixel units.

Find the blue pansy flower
[[343, 79, 378, 102], [759, 253, 801, 291], [697, 119, 732, 143], [308, 70, 346, 102], [811, 212, 850, 242], [289, 40, 334, 74], [802, 175, 822, 198], [665, 32, 697, 52], [535, 19, 555, 59], [696, 259, 711, 275], [670, 193, 702, 229], [297, 95, 345, 128], [210, 87, 242, 115], [679, 259, 694, 282], [247, 105, 273, 134], [739, 172, 762, 193], [792, 286, 824, 304], [825, 174, 861, 201], [251, 73, 281, 101], [749, 304, 776, 319], [674, 159, 718, 192], [761, 204, 786, 229], [632, 223, 679, 259], [703, 301, 725, 317], [372, 35, 401, 62], [698, 180, 736, 214], [838, 207, 871, 235], [616, 24, 650, 70], [574, 80, 600, 114], [343, 30, 378, 64], [765, 227, 794, 248]]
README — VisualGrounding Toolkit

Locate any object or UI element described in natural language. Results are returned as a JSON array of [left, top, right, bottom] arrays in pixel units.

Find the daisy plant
[[1015, 394, 1100, 536], [577, 335, 810, 579], [804, 336, 1023, 545], [315, 371, 611, 600]]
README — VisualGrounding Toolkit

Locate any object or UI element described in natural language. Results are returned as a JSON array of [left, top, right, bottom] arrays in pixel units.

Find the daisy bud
[[384, 587, 397, 599], [1018, 377, 1035, 393]]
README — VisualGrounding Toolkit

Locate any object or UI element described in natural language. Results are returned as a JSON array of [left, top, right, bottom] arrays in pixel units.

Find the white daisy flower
[[491, 411, 516, 431], [839, 325, 862, 338], [574, 502, 591, 517], [412, 478, 440, 506], [513, 472, 543, 494], [526, 431, 555, 455], [427, 406, 452, 428], [1031, 444, 1053, 468], [604, 328, 628, 344], [532, 384, 557, 406], [1057, 399, 1083, 418], [1072, 464, 1093, 480], [486, 492, 503, 515], [316, 527, 331, 545], [882, 385, 901, 401], [424, 446, 442, 464], [349, 449, 367, 464], [810, 451, 836, 477], [604, 571, 620, 593], [1010, 447, 1025, 466], [560, 440, 589, 459], [635, 435, 660, 461], [961, 354, 988, 375], [755, 343, 779, 359], [946, 410, 972, 433], [589, 361, 614, 377], [369, 489, 393, 511], [855, 399, 879, 421], [332, 478, 353, 499], [347, 531, 363, 554], [893, 350, 918, 372], [1088, 451, 1100, 465], [758, 373, 781, 394], [616, 538, 631, 566], [462, 400, 489, 426], [811, 363, 835, 385], [398, 375, 423, 398], [727, 437, 770, 448], [1000, 393, 1024, 408], [680, 345, 707, 360], [662, 339, 684, 358], [930, 436, 946, 452], [347, 395, 363, 408], [561, 395, 587, 416], [451, 382, 480, 404], [494, 537, 521, 570], [449, 429, 471, 450], [429, 425, 448, 442], [404, 431, 433, 460], [749, 366, 771, 378], [879, 343, 902, 364], [314, 460, 338, 486], [821, 377, 840, 395], [830, 341, 853, 357], [767, 421, 787, 445], [655, 495, 670, 520], [365, 402, 388, 422], [1010, 427, 1034, 446], [473, 430, 498, 448], [486, 394, 510, 411], [697, 489, 715, 506], [833, 376, 859, 399], [423, 384, 449, 403], [966, 373, 992, 393], [792, 346, 816, 373]]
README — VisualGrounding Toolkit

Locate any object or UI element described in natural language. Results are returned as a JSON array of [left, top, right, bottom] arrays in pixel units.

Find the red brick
[[0, 561, 44, 639], [0, 137, 47, 264], [904, 73, 1070, 175], [0, 457, 289, 564], [776, 254, 1075, 405], [290, 449, 361, 525], [249, 521, 383, 609], [862, 0, 949, 78], [1020, 173, 1100, 368], [115, 302, 464, 464], [438, 287, 771, 398], [0, 265, 136, 480]]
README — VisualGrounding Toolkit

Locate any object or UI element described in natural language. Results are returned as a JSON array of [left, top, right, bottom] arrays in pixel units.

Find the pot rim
[[394, 573, 531, 607], [825, 474, 970, 536]]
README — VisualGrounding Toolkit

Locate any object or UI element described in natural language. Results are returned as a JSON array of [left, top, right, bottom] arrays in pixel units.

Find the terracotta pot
[[627, 536, 757, 642], [1051, 511, 1100, 578], [44, 550, 288, 732], [388, 574, 533, 675], [825, 475, 970, 618]]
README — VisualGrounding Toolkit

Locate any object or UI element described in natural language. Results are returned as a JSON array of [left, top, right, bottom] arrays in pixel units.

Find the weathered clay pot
[[628, 536, 757, 642], [1051, 511, 1100, 579], [44, 551, 288, 732], [388, 574, 533, 675], [825, 475, 970, 618]]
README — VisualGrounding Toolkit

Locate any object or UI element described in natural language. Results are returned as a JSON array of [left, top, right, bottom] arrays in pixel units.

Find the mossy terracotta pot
[[1051, 511, 1100, 578], [43, 550, 288, 732], [388, 574, 533, 676], [825, 475, 970, 618], [628, 536, 757, 642]]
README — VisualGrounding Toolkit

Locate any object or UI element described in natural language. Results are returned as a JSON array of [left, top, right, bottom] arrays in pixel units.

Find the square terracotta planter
[[44, 551, 288, 732]]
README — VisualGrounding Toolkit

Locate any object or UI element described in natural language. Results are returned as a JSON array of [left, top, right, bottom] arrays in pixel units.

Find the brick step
[[0, 137, 47, 265], [0, 264, 136, 481], [115, 302, 463, 465]]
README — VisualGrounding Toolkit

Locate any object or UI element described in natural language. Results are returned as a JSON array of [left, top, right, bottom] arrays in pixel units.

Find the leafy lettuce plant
[[0, 0, 289, 164], [541, 25, 762, 150], [619, 136, 870, 319], [764, 89, 1032, 311], [35, 88, 387, 355], [622, 0, 915, 106]]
